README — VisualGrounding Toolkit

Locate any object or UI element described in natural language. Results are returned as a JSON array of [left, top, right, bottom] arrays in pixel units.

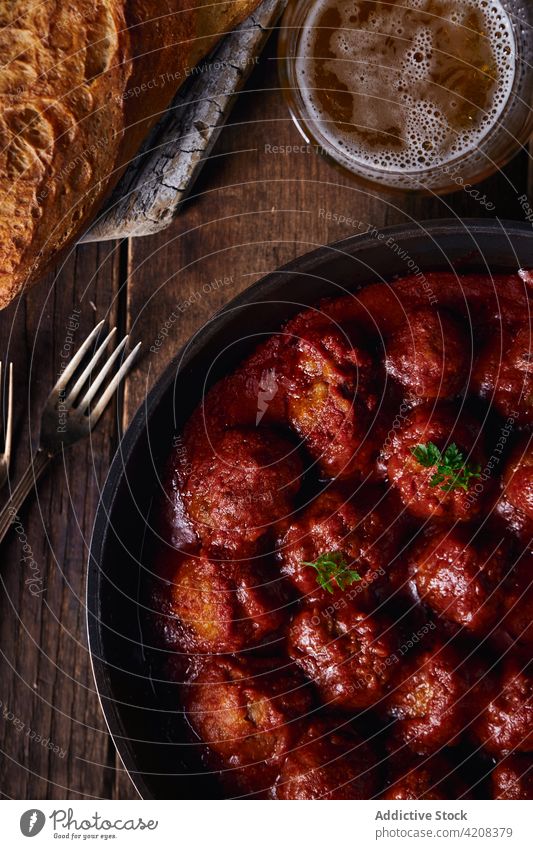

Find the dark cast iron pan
[[87, 219, 533, 799]]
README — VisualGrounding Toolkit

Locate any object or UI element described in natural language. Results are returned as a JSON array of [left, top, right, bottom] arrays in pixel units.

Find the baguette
[[0, 0, 261, 309]]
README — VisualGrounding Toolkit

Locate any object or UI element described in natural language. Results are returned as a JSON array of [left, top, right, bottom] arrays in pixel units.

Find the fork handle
[[0, 450, 52, 545]]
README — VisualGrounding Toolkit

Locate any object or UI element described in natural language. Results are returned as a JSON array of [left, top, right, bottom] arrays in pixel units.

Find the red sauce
[[151, 271, 533, 799]]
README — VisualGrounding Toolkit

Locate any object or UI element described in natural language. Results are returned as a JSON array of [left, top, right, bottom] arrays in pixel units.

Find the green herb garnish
[[411, 441, 481, 493], [302, 550, 361, 595]]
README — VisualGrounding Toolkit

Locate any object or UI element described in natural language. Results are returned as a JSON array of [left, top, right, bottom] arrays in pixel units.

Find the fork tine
[[53, 319, 106, 394], [4, 362, 13, 461], [65, 327, 117, 407], [87, 342, 142, 425], [76, 334, 129, 413]]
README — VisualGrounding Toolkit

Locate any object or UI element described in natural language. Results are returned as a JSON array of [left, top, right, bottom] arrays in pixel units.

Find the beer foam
[[295, 0, 516, 173]]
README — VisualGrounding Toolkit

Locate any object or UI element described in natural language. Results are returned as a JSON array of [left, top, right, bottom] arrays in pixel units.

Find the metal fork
[[0, 362, 13, 490], [0, 321, 141, 544]]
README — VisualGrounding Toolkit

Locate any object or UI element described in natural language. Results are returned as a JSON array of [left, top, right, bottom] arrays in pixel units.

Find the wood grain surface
[[0, 34, 531, 800]]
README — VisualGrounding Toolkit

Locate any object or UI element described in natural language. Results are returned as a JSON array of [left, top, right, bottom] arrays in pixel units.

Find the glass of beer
[[278, 0, 533, 193]]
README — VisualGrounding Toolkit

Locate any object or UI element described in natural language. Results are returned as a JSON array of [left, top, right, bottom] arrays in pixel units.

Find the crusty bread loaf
[[0, 0, 260, 309], [189, 2, 264, 67]]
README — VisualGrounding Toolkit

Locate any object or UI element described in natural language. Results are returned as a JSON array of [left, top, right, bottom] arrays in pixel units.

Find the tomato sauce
[[151, 271, 533, 799]]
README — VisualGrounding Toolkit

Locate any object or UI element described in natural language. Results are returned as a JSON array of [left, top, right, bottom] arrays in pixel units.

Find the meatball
[[491, 755, 533, 800], [223, 336, 294, 428], [350, 273, 528, 339], [272, 720, 379, 799], [182, 427, 302, 557], [178, 335, 295, 470], [473, 323, 533, 425], [286, 317, 380, 479], [498, 437, 533, 538], [288, 601, 397, 711], [385, 645, 471, 754], [411, 529, 508, 636], [384, 404, 488, 521], [151, 551, 287, 654], [474, 658, 533, 756], [385, 308, 468, 401], [382, 754, 468, 800], [183, 657, 313, 793], [277, 487, 406, 600]]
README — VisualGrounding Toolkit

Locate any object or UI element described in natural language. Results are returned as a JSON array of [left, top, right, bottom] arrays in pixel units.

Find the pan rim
[[86, 217, 533, 799]]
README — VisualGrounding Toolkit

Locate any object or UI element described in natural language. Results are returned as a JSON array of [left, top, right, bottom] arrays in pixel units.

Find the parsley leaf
[[301, 550, 361, 595], [411, 442, 441, 468], [410, 441, 481, 493]]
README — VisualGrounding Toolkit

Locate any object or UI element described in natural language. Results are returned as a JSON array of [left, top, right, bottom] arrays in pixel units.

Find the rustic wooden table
[[0, 34, 531, 800]]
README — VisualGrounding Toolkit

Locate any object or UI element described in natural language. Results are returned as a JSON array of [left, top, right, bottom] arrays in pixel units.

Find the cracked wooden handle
[[81, 0, 287, 242]]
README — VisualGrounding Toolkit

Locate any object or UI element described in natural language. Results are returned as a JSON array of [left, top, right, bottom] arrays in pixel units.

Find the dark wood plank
[[0, 30, 529, 801], [0, 242, 136, 800], [125, 37, 529, 409]]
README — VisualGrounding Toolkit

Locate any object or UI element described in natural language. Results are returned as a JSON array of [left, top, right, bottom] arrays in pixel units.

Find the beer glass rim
[[278, 0, 533, 195]]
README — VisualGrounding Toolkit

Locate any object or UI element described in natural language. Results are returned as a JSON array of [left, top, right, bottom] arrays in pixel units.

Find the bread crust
[[0, 0, 260, 308]]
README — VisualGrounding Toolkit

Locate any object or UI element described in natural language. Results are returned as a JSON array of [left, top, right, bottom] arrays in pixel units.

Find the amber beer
[[280, 0, 530, 192]]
